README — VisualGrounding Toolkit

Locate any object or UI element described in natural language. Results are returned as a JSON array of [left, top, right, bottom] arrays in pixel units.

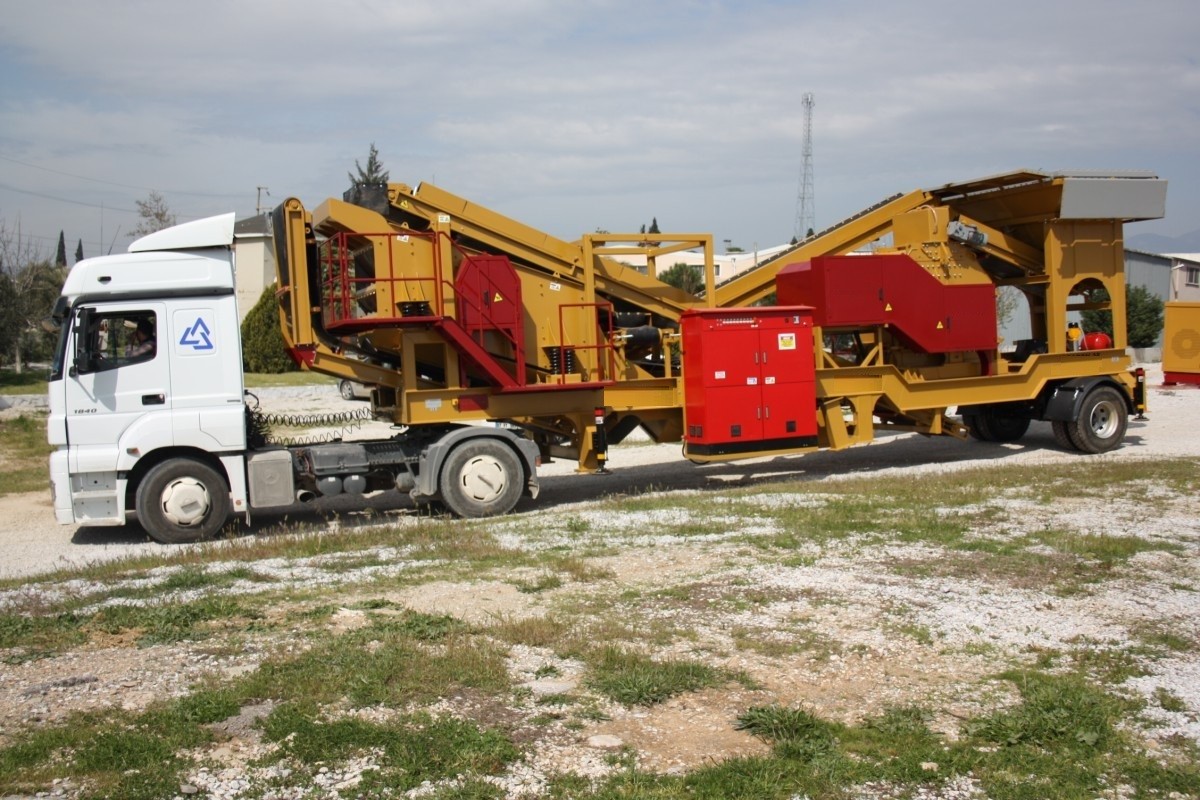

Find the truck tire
[[135, 458, 232, 543], [1066, 386, 1128, 454], [438, 439, 523, 518]]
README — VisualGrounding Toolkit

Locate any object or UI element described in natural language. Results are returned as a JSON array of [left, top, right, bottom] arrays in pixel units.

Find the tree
[[132, 191, 177, 238], [996, 286, 1022, 330], [348, 142, 389, 188], [75, 239, 84, 264], [0, 218, 66, 373], [658, 262, 704, 295], [1126, 284, 1165, 348], [55, 231, 67, 268], [1080, 284, 1165, 348], [241, 286, 298, 373], [648, 217, 660, 235]]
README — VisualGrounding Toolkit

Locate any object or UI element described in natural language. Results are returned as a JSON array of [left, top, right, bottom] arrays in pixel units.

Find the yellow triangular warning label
[[885, 303, 893, 312], [936, 321, 944, 329], [493, 293, 504, 303]]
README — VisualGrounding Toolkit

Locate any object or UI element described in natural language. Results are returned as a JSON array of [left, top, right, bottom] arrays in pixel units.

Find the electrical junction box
[[1163, 302, 1200, 385], [681, 307, 818, 458]]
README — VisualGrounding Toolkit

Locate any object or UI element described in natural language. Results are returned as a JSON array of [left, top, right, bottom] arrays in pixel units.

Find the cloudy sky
[[1, 0, 1197, 260]]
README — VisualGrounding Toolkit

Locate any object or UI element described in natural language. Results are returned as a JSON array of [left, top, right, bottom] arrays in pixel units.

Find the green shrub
[[240, 285, 297, 373], [1080, 284, 1164, 348]]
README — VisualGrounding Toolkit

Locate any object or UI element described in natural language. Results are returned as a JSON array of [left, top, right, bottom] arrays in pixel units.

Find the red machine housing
[[681, 307, 818, 457], [776, 254, 997, 353]]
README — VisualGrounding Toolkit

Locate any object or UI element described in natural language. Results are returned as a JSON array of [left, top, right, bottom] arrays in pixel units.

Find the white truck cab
[[48, 214, 253, 542]]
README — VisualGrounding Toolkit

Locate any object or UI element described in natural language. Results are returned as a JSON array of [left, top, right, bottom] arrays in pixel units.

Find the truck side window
[[85, 312, 157, 370]]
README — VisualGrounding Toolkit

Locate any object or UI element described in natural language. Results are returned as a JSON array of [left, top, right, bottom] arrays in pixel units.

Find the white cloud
[[1, 0, 1198, 250]]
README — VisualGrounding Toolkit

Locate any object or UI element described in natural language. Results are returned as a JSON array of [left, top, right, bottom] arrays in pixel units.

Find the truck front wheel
[[438, 439, 523, 518], [1067, 386, 1128, 454], [136, 458, 232, 543]]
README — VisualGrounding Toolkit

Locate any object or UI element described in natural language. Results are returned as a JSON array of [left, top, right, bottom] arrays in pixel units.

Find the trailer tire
[[963, 414, 993, 442], [1066, 386, 1128, 454], [1051, 420, 1079, 451], [983, 414, 1030, 443], [136, 458, 231, 544], [438, 439, 523, 518]]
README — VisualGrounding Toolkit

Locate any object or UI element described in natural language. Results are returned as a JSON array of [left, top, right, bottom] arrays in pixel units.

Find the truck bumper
[[49, 449, 75, 525]]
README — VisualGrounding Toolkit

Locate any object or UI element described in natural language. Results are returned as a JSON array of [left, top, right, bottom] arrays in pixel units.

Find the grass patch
[[585, 646, 729, 706], [239, 628, 509, 709], [242, 371, 329, 388], [0, 368, 48, 396], [0, 689, 238, 800], [0, 415, 52, 495], [260, 704, 517, 792]]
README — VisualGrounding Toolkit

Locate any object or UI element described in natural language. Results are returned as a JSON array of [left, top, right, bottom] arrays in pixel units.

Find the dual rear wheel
[[965, 385, 1129, 454]]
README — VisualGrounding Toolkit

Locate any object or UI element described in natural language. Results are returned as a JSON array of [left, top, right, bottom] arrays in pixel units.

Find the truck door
[[64, 303, 172, 475]]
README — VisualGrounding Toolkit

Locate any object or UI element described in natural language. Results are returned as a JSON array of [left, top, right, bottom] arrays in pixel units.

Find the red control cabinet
[[681, 307, 818, 457]]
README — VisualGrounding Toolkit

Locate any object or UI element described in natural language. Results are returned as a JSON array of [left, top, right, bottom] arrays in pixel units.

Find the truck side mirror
[[72, 307, 97, 375]]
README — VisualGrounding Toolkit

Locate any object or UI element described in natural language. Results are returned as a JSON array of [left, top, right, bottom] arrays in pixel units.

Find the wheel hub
[[458, 455, 508, 503], [1089, 400, 1120, 439], [159, 477, 211, 527]]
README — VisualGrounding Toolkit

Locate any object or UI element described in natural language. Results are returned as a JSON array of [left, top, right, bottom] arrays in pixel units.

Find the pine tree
[[348, 143, 389, 188], [75, 239, 84, 264], [55, 231, 67, 267], [648, 217, 660, 235]]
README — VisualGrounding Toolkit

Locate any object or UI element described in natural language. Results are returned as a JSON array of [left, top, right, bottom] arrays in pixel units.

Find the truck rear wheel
[[136, 458, 231, 543], [1066, 386, 1128, 454], [438, 439, 523, 518]]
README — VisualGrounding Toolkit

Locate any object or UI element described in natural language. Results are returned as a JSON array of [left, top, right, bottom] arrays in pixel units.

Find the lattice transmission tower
[[793, 93, 815, 241]]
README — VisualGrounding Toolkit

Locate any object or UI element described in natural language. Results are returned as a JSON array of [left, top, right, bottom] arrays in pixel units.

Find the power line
[[0, 181, 140, 214], [0, 153, 245, 199]]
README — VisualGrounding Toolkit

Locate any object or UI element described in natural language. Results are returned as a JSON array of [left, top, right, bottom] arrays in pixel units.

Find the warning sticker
[[778, 332, 796, 350]]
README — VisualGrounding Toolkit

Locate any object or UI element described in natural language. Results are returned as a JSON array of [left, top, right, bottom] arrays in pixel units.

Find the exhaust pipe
[[296, 489, 316, 503]]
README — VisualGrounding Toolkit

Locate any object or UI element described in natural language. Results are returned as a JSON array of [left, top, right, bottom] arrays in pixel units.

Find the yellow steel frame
[[272, 171, 1156, 473]]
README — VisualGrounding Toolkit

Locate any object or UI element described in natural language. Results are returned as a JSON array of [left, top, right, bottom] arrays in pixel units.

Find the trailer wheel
[[963, 413, 993, 442], [438, 439, 523, 518], [1067, 386, 1128, 454], [135, 458, 231, 543], [1051, 420, 1079, 451], [983, 414, 1030, 443]]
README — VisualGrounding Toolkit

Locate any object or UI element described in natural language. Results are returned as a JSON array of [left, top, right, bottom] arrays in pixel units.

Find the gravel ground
[[0, 364, 1197, 799]]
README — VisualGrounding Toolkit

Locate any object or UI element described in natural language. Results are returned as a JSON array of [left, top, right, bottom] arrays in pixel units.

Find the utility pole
[[793, 93, 815, 241], [256, 186, 271, 215]]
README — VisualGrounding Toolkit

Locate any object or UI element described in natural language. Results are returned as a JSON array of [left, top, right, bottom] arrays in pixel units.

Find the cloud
[[1, 0, 1198, 250]]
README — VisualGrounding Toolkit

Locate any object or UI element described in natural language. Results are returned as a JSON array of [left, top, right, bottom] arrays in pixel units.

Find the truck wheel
[[438, 439, 523, 518], [135, 458, 231, 543], [1066, 386, 1128, 454]]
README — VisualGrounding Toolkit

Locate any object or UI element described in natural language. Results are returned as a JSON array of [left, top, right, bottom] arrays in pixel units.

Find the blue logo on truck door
[[179, 317, 214, 351]]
